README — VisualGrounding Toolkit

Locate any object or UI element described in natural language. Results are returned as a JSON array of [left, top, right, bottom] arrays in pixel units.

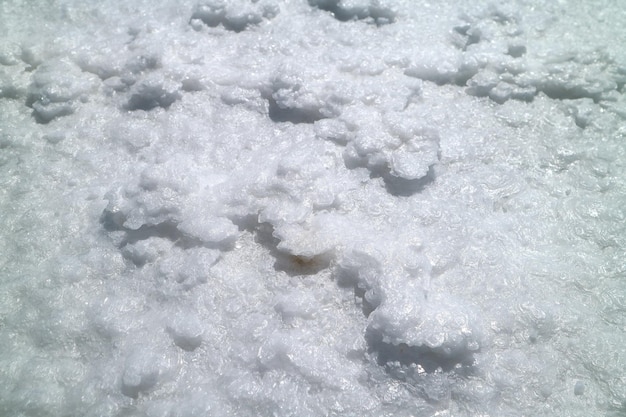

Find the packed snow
[[0, 0, 625, 416]]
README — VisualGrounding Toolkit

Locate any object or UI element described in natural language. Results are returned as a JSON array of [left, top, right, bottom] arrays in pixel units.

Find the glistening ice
[[0, 0, 625, 416]]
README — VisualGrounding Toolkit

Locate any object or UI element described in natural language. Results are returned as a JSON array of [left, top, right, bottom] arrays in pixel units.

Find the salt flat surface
[[0, 0, 625, 416]]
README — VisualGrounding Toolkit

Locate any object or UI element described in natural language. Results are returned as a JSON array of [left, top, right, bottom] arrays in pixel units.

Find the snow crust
[[0, 0, 625, 416]]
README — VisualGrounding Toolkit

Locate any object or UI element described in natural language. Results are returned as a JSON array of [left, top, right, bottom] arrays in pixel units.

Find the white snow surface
[[1, 0, 625, 416]]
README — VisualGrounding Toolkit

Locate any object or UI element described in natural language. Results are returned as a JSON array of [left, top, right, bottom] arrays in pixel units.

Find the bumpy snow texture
[[0, 0, 625, 416]]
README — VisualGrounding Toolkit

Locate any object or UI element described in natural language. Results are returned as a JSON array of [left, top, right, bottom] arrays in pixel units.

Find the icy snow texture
[[1, 0, 625, 416]]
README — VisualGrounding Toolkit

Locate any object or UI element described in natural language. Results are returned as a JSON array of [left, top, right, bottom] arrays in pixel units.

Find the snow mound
[[26, 59, 98, 123], [406, 3, 626, 106], [309, 0, 396, 25], [191, 0, 280, 32]]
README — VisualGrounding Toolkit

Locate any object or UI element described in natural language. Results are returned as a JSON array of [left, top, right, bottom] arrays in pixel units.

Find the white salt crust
[[0, 0, 625, 416]]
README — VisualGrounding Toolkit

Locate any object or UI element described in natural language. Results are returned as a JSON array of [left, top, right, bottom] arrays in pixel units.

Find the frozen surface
[[0, 0, 625, 416]]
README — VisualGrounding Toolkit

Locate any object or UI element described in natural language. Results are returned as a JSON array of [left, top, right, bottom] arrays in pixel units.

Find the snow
[[0, 0, 625, 416]]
